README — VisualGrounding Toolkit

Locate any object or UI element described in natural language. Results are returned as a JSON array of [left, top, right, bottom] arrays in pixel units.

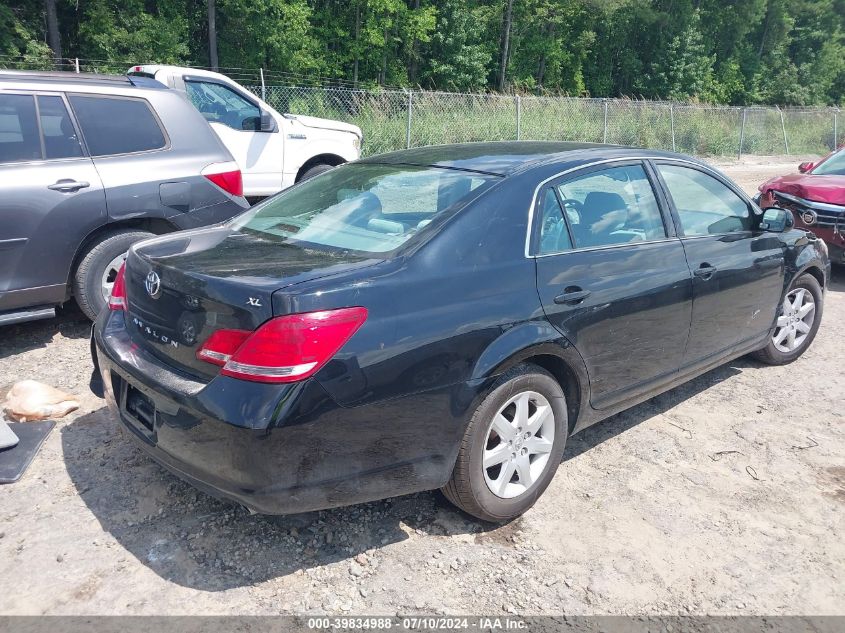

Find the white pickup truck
[[128, 65, 362, 197]]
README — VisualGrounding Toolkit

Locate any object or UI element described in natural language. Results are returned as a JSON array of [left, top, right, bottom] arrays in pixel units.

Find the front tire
[[442, 364, 567, 522], [753, 273, 823, 365], [73, 230, 154, 320]]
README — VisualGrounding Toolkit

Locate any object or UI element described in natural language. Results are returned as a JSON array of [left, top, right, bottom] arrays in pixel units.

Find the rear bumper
[[92, 311, 462, 514]]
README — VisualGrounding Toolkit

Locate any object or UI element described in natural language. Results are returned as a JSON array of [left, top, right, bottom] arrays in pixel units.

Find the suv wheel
[[299, 163, 335, 182], [753, 273, 823, 365], [73, 230, 153, 320], [442, 364, 567, 522]]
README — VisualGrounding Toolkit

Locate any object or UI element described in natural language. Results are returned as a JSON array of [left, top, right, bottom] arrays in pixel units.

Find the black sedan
[[92, 142, 830, 522]]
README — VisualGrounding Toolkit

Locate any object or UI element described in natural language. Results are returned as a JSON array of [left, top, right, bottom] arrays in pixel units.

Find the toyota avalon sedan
[[91, 142, 830, 522]]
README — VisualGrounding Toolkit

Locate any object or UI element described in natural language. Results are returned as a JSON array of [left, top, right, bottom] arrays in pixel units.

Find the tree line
[[3, 0, 844, 105]]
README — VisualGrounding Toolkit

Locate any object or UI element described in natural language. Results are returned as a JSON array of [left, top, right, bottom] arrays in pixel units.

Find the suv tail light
[[108, 262, 127, 311], [202, 161, 243, 197], [196, 307, 368, 383]]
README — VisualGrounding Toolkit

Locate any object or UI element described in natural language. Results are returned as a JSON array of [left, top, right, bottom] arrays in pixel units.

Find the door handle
[[48, 179, 90, 193], [694, 264, 717, 280], [554, 287, 591, 304]]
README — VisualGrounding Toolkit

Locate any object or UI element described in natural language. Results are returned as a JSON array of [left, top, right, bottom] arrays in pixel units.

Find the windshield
[[230, 164, 500, 254], [811, 149, 845, 175]]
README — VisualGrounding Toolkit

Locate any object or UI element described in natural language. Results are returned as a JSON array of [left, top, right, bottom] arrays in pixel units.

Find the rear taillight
[[108, 262, 127, 311], [196, 307, 368, 383], [202, 161, 243, 197]]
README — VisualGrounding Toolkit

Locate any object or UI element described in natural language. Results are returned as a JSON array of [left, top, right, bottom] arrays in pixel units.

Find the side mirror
[[798, 161, 814, 173], [260, 110, 277, 132], [760, 207, 794, 232]]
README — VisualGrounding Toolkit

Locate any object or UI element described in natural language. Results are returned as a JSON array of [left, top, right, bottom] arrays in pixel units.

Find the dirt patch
[[0, 159, 842, 616]]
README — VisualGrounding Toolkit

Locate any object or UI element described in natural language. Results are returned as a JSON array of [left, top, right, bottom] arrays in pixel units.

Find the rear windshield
[[812, 149, 845, 176], [230, 164, 499, 254]]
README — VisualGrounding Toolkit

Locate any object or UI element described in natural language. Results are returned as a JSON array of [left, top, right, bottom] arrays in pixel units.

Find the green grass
[[256, 86, 840, 158]]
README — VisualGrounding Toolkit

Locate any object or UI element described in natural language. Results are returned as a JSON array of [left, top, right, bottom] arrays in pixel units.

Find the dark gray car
[[0, 71, 249, 324]]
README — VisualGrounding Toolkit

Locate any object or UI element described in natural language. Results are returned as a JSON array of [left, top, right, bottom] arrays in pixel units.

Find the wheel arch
[[295, 153, 346, 182], [470, 321, 591, 434], [66, 218, 178, 292], [798, 263, 826, 290]]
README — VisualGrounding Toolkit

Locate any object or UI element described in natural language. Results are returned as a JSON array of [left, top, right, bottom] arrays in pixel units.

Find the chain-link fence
[[2, 55, 841, 158], [251, 84, 844, 159]]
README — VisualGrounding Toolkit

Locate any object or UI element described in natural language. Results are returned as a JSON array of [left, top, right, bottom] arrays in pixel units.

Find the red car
[[758, 147, 845, 264]]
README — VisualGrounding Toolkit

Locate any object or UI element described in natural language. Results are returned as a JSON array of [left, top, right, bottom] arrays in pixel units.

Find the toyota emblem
[[145, 271, 161, 298], [801, 210, 817, 226]]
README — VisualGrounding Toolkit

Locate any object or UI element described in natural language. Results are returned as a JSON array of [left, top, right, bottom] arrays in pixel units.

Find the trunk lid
[[124, 226, 379, 379]]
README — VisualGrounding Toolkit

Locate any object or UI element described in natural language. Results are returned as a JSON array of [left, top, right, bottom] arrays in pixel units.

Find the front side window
[[231, 164, 499, 254], [658, 164, 751, 236], [185, 81, 261, 130], [555, 164, 666, 248], [69, 95, 166, 156], [811, 148, 845, 176], [0, 94, 40, 163], [37, 95, 83, 159]]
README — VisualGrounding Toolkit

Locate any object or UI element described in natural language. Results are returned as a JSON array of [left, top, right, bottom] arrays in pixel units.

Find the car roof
[[130, 64, 231, 83], [0, 70, 166, 91], [358, 141, 694, 176]]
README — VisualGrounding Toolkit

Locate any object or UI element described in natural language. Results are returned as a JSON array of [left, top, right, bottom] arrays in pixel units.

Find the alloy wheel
[[482, 390, 556, 499], [101, 252, 127, 303], [772, 287, 815, 353]]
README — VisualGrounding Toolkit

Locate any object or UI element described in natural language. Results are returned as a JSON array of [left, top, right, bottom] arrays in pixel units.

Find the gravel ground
[[0, 157, 842, 616]]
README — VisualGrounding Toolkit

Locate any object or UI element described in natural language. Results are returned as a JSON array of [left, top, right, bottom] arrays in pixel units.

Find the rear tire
[[442, 364, 567, 523], [752, 273, 823, 365], [298, 163, 335, 182], [73, 230, 154, 320]]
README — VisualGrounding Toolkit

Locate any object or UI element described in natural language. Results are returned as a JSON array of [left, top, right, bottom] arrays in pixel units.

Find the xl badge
[[247, 297, 262, 307], [145, 271, 161, 298]]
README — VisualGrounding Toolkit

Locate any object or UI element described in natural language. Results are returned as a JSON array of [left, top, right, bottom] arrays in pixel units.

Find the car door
[[533, 161, 693, 411], [183, 77, 283, 195], [652, 161, 785, 367], [0, 91, 106, 311]]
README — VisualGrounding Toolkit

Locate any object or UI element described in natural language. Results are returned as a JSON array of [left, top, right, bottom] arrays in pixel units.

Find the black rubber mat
[[0, 420, 55, 484]]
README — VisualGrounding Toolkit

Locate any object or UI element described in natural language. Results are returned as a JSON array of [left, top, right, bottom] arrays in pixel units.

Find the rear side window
[[37, 95, 83, 159], [556, 164, 666, 249], [69, 95, 166, 156], [0, 94, 41, 163], [657, 164, 751, 236], [538, 189, 574, 254]]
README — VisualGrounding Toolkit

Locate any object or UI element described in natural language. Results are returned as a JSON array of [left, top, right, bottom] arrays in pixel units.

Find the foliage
[[3, 0, 843, 105]]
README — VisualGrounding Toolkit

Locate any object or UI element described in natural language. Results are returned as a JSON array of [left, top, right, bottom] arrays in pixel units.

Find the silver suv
[[0, 71, 249, 324]]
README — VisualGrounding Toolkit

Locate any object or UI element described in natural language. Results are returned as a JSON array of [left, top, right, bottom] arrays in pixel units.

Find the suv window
[[0, 94, 41, 163], [37, 95, 83, 160], [185, 80, 261, 130], [556, 164, 666, 248], [69, 95, 166, 156], [657, 164, 751, 236]]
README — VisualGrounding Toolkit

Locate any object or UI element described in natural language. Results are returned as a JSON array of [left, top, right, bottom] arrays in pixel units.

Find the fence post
[[670, 103, 676, 152], [834, 110, 839, 149], [777, 106, 789, 154], [738, 107, 747, 159], [516, 95, 521, 141], [405, 89, 413, 149], [74, 58, 80, 74], [603, 99, 608, 144], [259, 68, 266, 101]]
